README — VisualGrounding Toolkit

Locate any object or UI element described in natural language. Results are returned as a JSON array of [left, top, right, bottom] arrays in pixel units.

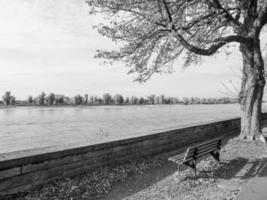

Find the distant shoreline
[[0, 103, 240, 109]]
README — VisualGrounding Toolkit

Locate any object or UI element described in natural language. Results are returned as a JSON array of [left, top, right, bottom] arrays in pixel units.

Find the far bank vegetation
[[1, 91, 237, 106]]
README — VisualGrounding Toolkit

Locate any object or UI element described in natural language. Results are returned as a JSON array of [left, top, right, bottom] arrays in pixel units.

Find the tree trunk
[[239, 38, 266, 142]]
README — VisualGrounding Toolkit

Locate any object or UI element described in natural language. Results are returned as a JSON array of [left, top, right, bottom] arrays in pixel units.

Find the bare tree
[[88, 0, 267, 142]]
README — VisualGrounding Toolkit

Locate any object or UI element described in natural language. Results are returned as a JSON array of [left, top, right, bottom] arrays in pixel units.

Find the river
[[0, 104, 241, 154]]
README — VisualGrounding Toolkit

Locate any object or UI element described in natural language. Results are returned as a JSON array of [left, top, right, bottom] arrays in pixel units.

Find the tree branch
[[160, 0, 248, 56], [174, 34, 249, 56], [210, 0, 242, 27], [161, 0, 175, 30], [258, 0, 267, 27]]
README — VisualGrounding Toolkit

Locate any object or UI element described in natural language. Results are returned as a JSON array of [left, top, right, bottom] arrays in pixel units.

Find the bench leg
[[189, 164, 197, 176], [184, 160, 197, 176], [210, 151, 220, 165], [178, 164, 181, 174]]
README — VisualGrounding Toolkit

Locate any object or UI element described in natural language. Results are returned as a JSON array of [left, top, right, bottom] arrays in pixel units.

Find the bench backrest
[[183, 137, 223, 162]]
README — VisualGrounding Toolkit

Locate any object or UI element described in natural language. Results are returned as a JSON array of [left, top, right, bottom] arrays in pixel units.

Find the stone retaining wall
[[1, 113, 267, 196]]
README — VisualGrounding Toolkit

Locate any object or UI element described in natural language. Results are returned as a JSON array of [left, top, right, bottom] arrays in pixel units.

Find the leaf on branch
[[87, 0, 252, 81]]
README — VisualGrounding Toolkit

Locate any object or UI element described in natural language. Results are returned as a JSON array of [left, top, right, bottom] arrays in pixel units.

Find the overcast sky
[[0, 0, 265, 100]]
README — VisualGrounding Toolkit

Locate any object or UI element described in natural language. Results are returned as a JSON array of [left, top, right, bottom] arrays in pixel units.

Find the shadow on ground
[[241, 158, 267, 178], [101, 161, 177, 200], [213, 157, 249, 179], [181, 157, 267, 182]]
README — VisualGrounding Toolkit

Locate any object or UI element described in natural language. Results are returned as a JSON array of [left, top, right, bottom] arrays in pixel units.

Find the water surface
[[0, 104, 241, 154]]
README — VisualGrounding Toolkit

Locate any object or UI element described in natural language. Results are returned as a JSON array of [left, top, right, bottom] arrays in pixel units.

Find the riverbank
[[0, 102, 239, 108], [4, 134, 267, 200]]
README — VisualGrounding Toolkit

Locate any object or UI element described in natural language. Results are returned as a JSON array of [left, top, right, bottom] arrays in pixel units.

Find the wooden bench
[[169, 137, 223, 175]]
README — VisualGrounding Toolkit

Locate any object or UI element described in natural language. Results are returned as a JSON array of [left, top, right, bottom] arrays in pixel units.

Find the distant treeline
[[1, 91, 238, 106]]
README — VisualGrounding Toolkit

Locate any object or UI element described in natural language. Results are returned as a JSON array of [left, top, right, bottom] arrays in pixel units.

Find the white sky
[[0, 0, 265, 100]]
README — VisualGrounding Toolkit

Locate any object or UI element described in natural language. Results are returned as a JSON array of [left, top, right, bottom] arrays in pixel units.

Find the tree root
[[239, 133, 266, 144]]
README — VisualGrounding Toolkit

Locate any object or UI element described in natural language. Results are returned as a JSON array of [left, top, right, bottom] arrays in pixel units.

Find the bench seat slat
[[170, 159, 183, 164], [172, 153, 185, 158], [169, 158, 184, 164], [169, 157, 184, 162], [169, 154, 185, 162], [170, 153, 185, 159]]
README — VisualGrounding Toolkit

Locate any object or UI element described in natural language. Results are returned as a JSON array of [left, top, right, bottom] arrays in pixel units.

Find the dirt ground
[[5, 134, 267, 200]]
